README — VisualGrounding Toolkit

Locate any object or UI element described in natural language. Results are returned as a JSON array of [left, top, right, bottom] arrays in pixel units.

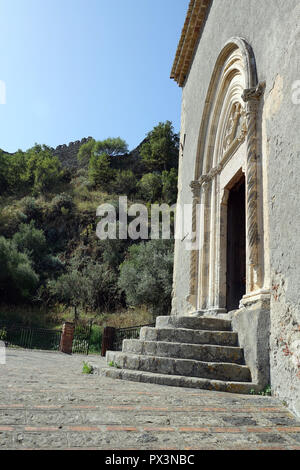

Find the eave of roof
[[171, 0, 212, 87]]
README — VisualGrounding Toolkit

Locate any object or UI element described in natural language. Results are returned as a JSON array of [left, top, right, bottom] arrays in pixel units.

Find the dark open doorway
[[226, 174, 246, 312]]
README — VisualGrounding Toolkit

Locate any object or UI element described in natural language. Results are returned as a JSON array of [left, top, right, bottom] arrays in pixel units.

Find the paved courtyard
[[0, 349, 300, 450]]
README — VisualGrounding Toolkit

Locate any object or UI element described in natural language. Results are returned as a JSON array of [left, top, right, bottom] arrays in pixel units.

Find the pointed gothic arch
[[188, 37, 267, 313]]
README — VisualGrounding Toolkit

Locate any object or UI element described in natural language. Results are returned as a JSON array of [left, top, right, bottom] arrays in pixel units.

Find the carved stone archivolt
[[188, 38, 265, 311]]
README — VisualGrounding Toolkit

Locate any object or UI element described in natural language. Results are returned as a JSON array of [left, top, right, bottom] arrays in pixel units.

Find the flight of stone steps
[[100, 316, 260, 394]]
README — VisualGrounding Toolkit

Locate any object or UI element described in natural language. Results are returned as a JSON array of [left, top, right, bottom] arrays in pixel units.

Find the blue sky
[[0, 0, 189, 153]]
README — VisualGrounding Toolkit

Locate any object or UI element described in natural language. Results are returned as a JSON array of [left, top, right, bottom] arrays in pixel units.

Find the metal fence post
[[86, 320, 93, 356], [101, 327, 116, 357]]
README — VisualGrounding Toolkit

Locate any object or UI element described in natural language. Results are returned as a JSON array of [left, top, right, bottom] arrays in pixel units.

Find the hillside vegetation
[[0, 121, 179, 329]]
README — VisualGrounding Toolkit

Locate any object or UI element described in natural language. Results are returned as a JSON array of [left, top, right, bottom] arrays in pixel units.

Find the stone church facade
[[102, 0, 299, 418], [171, 0, 300, 415]]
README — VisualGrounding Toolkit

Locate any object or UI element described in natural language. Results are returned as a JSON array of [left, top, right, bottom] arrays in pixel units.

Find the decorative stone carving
[[242, 82, 266, 102], [242, 81, 265, 290], [223, 103, 242, 153], [188, 39, 265, 310]]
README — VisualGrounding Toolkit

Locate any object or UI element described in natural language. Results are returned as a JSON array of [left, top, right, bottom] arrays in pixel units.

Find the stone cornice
[[170, 0, 212, 87]]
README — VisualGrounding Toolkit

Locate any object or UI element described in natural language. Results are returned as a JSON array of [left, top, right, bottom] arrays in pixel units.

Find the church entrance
[[226, 174, 246, 311]]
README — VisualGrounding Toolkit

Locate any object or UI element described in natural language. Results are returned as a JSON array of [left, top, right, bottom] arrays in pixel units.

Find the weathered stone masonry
[[171, 0, 300, 416], [101, 0, 300, 418]]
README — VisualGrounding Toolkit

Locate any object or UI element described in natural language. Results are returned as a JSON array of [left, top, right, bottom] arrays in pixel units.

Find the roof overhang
[[171, 0, 212, 87]]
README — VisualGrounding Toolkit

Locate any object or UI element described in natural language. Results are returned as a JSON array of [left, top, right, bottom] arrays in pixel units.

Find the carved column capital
[[190, 176, 211, 200], [201, 181, 210, 194], [242, 81, 266, 103], [190, 180, 202, 201]]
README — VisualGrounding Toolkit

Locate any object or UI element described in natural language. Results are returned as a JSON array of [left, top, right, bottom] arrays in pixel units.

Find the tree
[[82, 261, 121, 313], [98, 235, 132, 271], [0, 150, 28, 194], [24, 144, 62, 194], [77, 138, 96, 167], [162, 168, 178, 204], [118, 240, 174, 316], [49, 257, 121, 318], [112, 169, 137, 196], [48, 269, 88, 320], [87, 137, 128, 189], [0, 151, 8, 193], [140, 121, 179, 172], [93, 137, 128, 157], [138, 173, 162, 202], [88, 152, 114, 189]]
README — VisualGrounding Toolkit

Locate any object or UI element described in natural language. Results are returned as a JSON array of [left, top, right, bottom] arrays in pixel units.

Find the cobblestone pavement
[[0, 349, 300, 450]]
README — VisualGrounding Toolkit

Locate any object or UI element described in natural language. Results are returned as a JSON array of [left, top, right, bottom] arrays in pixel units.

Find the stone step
[[156, 316, 232, 331], [122, 339, 245, 364], [100, 367, 259, 395], [106, 351, 251, 383], [140, 326, 239, 347]]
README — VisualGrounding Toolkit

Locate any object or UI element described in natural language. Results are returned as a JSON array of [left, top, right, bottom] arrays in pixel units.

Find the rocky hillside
[[1, 136, 149, 175], [51, 137, 93, 170]]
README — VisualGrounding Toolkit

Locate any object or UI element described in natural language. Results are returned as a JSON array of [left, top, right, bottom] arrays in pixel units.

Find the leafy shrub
[[0, 206, 27, 238], [22, 197, 43, 222], [0, 236, 39, 302], [50, 193, 75, 217], [76, 168, 89, 178], [13, 221, 48, 266]]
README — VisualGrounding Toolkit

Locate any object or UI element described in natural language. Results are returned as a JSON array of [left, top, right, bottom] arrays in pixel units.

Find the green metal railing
[[0, 323, 62, 351]]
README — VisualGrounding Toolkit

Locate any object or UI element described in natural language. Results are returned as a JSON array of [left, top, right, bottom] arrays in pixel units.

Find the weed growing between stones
[[108, 360, 121, 369], [82, 361, 94, 374], [250, 385, 272, 396]]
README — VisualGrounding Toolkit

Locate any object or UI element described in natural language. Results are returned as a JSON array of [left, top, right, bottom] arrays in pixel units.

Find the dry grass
[[53, 305, 154, 329], [101, 307, 154, 328], [73, 187, 113, 213], [0, 303, 154, 330]]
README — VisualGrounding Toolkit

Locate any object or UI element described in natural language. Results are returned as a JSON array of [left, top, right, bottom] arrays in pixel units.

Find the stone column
[[217, 188, 230, 310], [60, 322, 75, 355], [242, 82, 265, 293], [188, 180, 202, 308], [197, 180, 211, 311]]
